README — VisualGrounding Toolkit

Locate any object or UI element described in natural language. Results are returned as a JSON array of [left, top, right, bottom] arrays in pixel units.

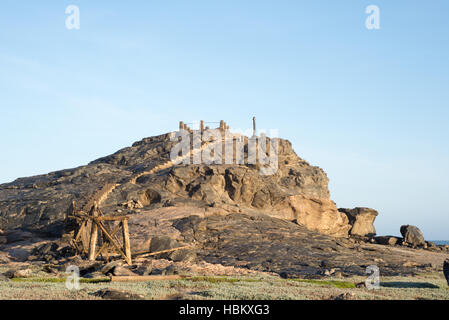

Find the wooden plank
[[74, 220, 86, 242], [110, 275, 183, 282], [133, 245, 192, 258], [94, 216, 130, 221], [88, 204, 99, 261], [88, 223, 98, 261], [122, 219, 132, 265]]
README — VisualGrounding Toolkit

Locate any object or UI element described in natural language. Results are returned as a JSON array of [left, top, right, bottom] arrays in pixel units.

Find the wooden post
[[179, 121, 184, 130], [122, 218, 132, 265], [252, 116, 256, 137], [200, 120, 204, 133], [88, 203, 99, 261]]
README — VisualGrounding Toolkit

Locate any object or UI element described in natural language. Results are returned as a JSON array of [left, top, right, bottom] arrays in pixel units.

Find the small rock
[[0, 274, 9, 282], [112, 266, 137, 277], [83, 271, 107, 279], [170, 249, 197, 263], [335, 292, 354, 300], [163, 265, 179, 276], [100, 260, 123, 275], [42, 265, 59, 274], [3, 268, 33, 278], [77, 261, 103, 276], [355, 282, 366, 288], [91, 289, 145, 300], [333, 271, 343, 278], [135, 263, 153, 276], [375, 236, 399, 246]]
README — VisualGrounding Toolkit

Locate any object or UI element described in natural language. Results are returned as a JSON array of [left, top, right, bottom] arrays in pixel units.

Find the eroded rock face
[[338, 207, 378, 237], [273, 195, 350, 237], [400, 225, 425, 247], [0, 131, 350, 238]]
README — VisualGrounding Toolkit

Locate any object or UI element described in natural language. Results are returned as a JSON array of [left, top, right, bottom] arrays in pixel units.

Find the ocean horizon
[[431, 240, 449, 245]]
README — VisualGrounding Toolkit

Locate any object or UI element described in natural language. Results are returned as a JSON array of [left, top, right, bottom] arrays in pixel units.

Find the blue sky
[[0, 1, 448, 239]]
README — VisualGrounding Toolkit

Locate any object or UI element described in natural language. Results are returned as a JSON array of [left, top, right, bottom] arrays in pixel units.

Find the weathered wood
[[122, 219, 132, 265], [94, 224, 122, 259], [133, 245, 192, 258], [94, 219, 128, 263], [94, 216, 130, 222], [88, 223, 98, 261], [110, 275, 183, 282], [87, 204, 99, 261]]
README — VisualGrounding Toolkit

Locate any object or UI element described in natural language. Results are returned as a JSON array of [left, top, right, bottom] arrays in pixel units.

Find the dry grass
[[0, 272, 448, 300]]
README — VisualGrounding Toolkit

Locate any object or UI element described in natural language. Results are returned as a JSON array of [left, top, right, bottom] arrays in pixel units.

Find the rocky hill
[[0, 130, 350, 237], [1, 127, 447, 278]]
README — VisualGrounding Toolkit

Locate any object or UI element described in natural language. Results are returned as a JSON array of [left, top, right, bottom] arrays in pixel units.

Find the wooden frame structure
[[70, 203, 132, 265]]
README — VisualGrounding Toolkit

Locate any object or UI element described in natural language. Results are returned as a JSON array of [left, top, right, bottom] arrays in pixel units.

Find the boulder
[[444, 260, 449, 286], [150, 236, 180, 253], [273, 195, 351, 238], [400, 225, 425, 247], [338, 207, 378, 237]]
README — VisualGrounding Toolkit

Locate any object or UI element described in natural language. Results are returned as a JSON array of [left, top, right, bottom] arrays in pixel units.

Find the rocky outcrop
[[338, 207, 378, 237], [274, 196, 350, 237], [0, 130, 351, 238], [400, 225, 425, 247]]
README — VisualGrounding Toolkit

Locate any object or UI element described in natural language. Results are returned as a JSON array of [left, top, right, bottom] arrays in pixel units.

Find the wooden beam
[[133, 245, 192, 258], [87, 203, 99, 261], [88, 222, 98, 261], [94, 216, 130, 221], [122, 219, 132, 265]]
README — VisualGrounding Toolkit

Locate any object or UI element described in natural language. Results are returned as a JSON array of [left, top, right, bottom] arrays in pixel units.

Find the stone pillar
[[220, 120, 225, 130], [179, 121, 184, 131], [200, 120, 205, 133]]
